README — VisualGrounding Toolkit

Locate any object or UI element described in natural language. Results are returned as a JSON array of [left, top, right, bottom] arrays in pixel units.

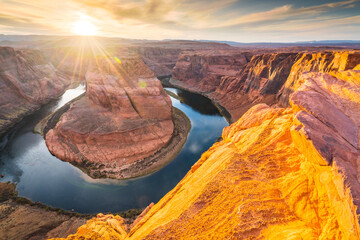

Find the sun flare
[[72, 19, 97, 36]]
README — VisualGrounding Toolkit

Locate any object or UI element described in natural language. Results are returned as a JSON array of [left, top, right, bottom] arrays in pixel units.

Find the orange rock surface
[[45, 53, 174, 179], [52, 55, 360, 239]]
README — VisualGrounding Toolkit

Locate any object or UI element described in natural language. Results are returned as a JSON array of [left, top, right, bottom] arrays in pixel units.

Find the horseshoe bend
[[42, 50, 360, 239], [0, 39, 360, 240], [44, 52, 190, 179]]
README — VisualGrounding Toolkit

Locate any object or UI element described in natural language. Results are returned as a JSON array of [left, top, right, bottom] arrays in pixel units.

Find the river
[[0, 85, 228, 213]]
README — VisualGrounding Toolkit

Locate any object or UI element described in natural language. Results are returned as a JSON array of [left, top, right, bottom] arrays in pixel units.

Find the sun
[[72, 19, 97, 36]]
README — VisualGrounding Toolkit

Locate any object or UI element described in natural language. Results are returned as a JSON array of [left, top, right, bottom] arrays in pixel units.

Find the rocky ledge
[[51, 55, 360, 239], [45, 52, 189, 179], [0, 47, 70, 136]]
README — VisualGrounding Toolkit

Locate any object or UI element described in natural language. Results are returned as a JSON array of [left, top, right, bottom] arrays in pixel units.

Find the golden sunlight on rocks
[[51, 54, 360, 239]]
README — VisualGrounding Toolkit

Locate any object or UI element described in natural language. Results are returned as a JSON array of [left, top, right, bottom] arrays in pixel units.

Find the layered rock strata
[[130, 41, 233, 77], [172, 50, 360, 122], [45, 53, 175, 179], [0, 47, 69, 136], [172, 50, 253, 92], [51, 57, 360, 239]]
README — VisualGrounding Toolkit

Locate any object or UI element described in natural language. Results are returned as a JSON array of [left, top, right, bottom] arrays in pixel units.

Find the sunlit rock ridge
[[52, 52, 360, 239]]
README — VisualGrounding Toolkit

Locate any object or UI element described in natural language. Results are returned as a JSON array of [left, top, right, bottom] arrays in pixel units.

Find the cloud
[[74, 0, 236, 28], [0, 0, 359, 41], [212, 0, 358, 28]]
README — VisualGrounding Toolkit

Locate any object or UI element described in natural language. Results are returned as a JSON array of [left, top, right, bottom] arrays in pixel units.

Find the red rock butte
[[45, 52, 174, 179]]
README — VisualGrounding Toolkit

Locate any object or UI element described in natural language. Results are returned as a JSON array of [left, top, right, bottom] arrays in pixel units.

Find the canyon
[[0, 38, 359, 239], [52, 49, 360, 239]]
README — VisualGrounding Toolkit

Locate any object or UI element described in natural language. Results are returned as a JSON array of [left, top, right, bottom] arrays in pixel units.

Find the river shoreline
[[161, 77, 233, 123], [34, 92, 86, 136], [0, 182, 144, 239], [1, 83, 227, 215], [38, 98, 191, 180]]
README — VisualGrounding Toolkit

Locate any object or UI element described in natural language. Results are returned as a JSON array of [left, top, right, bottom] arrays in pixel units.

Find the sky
[[0, 0, 359, 42]]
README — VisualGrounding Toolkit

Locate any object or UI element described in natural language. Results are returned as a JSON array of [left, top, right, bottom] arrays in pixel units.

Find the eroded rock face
[[130, 47, 182, 77], [211, 52, 300, 121], [45, 53, 174, 179], [130, 41, 234, 77], [171, 50, 360, 122], [52, 68, 360, 239], [172, 50, 252, 92], [0, 47, 69, 136], [278, 51, 360, 106]]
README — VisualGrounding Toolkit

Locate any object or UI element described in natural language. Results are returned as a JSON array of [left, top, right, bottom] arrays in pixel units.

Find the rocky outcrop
[[52, 66, 360, 239], [0, 47, 69, 136], [45, 53, 175, 179]]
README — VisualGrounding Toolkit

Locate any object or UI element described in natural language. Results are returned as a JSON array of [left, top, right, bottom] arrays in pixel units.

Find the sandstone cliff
[[172, 49, 253, 92], [51, 56, 360, 239], [129, 47, 182, 77], [0, 47, 69, 136], [171, 50, 360, 122], [45, 53, 175, 179]]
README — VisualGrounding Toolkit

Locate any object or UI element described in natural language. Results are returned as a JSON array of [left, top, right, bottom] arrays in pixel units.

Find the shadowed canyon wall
[[0, 47, 69, 136], [51, 58, 360, 239]]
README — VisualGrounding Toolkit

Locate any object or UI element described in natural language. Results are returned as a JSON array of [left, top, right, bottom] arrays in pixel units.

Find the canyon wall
[[129, 47, 182, 77], [39, 39, 233, 78], [171, 50, 360, 122], [45, 53, 175, 179], [51, 58, 360, 239], [172, 50, 252, 92], [0, 47, 69, 136], [130, 41, 233, 77]]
